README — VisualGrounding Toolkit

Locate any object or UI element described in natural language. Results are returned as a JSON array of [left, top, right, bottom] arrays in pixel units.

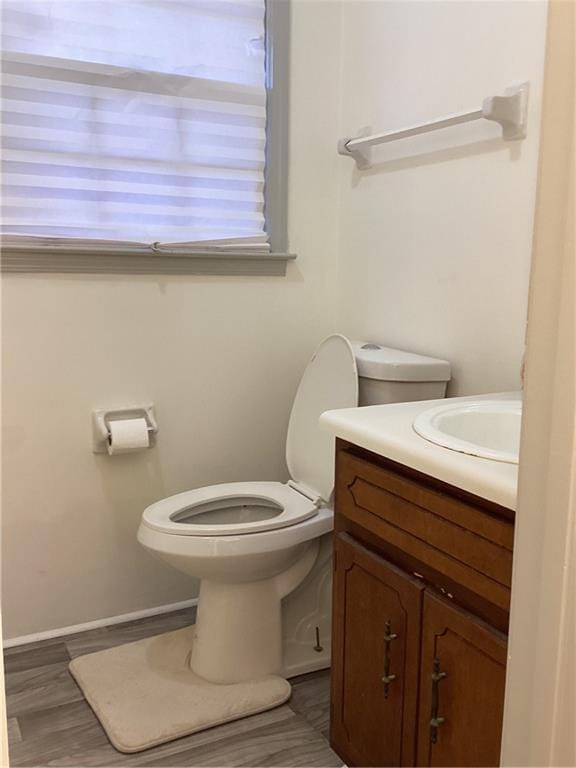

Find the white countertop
[[320, 392, 519, 511]]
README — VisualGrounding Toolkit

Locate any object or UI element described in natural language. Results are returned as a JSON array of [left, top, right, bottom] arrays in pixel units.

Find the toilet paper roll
[[107, 417, 150, 455]]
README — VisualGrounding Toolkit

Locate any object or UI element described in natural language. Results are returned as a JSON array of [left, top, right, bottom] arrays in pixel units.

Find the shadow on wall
[[350, 137, 522, 184]]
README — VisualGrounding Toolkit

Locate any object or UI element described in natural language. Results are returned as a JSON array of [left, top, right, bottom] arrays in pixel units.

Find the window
[[1, 0, 290, 274]]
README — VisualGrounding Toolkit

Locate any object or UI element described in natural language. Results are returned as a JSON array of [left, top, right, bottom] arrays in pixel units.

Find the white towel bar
[[338, 82, 529, 169]]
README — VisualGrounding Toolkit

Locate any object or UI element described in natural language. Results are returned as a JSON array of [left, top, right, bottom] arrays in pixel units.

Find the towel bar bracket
[[482, 82, 529, 141], [337, 127, 374, 171]]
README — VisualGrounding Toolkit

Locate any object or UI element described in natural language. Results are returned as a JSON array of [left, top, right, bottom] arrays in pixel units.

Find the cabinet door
[[417, 591, 507, 767], [331, 533, 424, 767]]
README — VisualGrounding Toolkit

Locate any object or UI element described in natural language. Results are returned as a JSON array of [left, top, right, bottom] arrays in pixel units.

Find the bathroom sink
[[413, 399, 522, 464]]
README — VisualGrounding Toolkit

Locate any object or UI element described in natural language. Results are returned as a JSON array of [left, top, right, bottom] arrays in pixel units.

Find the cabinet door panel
[[417, 591, 507, 767], [331, 533, 424, 767]]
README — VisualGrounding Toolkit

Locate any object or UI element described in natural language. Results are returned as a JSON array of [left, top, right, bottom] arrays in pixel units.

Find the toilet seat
[[142, 481, 319, 537]]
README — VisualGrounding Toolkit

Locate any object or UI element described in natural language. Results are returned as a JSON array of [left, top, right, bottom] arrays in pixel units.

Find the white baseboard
[[2, 598, 199, 649]]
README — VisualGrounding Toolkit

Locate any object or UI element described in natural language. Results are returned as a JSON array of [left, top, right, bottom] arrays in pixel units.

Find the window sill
[[1, 247, 296, 276]]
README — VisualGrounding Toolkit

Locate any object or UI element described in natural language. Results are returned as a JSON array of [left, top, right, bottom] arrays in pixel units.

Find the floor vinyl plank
[[66, 609, 196, 660], [4, 626, 111, 656], [64, 627, 126, 660], [7, 718, 22, 745], [138, 711, 341, 768], [287, 670, 331, 738], [4, 627, 113, 663], [5, 661, 84, 719], [64, 629, 114, 661], [17, 699, 100, 742], [47, 706, 297, 768], [112, 608, 196, 635], [9, 720, 112, 767], [248, 738, 342, 768], [3, 642, 70, 675], [4, 636, 70, 653]]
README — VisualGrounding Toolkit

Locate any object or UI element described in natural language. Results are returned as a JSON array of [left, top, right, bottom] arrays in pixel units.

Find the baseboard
[[2, 598, 199, 649]]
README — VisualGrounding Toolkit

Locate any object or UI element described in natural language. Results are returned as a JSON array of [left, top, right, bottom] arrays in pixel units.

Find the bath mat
[[69, 625, 291, 753]]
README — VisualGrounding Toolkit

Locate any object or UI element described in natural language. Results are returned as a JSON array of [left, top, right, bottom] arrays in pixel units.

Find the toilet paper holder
[[92, 404, 158, 453]]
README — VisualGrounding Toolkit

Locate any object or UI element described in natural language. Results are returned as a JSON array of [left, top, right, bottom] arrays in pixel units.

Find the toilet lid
[[286, 335, 358, 502]]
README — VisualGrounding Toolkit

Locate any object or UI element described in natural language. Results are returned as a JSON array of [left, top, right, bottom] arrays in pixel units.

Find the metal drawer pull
[[430, 658, 447, 743], [381, 620, 398, 698]]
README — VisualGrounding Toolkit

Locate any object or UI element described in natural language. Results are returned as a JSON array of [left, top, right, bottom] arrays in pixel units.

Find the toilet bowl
[[139, 482, 331, 582], [138, 334, 358, 684]]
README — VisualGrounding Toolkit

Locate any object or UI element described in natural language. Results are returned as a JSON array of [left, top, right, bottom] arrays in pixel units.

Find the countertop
[[320, 392, 519, 511]]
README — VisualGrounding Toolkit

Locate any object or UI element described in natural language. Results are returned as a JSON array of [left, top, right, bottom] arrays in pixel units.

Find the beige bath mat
[[69, 625, 291, 753]]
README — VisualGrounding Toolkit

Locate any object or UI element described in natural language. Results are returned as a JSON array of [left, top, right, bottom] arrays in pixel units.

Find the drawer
[[335, 449, 514, 611]]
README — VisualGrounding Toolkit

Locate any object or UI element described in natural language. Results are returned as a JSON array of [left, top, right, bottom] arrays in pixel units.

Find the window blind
[[1, 0, 270, 252]]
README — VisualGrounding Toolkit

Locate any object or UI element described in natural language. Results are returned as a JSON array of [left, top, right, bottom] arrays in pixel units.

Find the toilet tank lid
[[352, 341, 451, 383]]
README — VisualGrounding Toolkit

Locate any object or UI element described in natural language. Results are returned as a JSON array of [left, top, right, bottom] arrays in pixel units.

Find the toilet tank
[[352, 341, 451, 406]]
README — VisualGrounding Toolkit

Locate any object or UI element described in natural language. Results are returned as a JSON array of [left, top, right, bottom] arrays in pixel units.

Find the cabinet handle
[[381, 620, 398, 698], [430, 658, 447, 744]]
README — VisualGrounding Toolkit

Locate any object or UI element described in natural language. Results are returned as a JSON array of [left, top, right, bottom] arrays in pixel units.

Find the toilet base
[[190, 541, 321, 684], [190, 534, 334, 683]]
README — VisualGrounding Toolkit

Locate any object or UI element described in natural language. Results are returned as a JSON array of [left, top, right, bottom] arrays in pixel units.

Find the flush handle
[[381, 620, 398, 698], [430, 658, 447, 743]]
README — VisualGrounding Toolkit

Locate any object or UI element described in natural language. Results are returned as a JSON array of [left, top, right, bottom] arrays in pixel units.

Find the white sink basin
[[413, 399, 522, 464]]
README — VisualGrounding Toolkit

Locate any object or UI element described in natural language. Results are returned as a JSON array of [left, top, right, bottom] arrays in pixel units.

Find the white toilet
[[138, 335, 450, 685]]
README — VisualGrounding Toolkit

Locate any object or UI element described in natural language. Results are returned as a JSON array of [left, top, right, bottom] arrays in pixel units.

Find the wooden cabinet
[[331, 533, 424, 767], [330, 441, 514, 768], [417, 592, 507, 767]]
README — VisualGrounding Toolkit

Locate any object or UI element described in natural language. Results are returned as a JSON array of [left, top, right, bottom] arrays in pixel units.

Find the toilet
[[138, 335, 450, 685]]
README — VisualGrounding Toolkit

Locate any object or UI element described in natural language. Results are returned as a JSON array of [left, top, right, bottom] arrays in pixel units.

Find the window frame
[[1, 0, 293, 276]]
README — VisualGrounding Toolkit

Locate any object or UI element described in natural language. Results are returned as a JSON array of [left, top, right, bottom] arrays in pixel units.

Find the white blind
[[1, 0, 269, 251]]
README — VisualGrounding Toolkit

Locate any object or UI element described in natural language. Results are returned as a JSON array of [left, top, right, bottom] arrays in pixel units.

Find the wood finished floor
[[3, 608, 341, 768]]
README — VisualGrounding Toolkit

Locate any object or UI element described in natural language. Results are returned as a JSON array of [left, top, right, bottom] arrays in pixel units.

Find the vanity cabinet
[[330, 440, 514, 768], [331, 534, 423, 767], [416, 591, 507, 767]]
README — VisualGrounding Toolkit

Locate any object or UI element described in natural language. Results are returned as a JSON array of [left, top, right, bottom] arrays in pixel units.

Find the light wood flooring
[[3, 607, 341, 768]]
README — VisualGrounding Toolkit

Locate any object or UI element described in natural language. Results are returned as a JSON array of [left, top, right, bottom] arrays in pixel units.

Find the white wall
[[1, 0, 549, 640], [335, 0, 548, 395], [0, 0, 343, 640]]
